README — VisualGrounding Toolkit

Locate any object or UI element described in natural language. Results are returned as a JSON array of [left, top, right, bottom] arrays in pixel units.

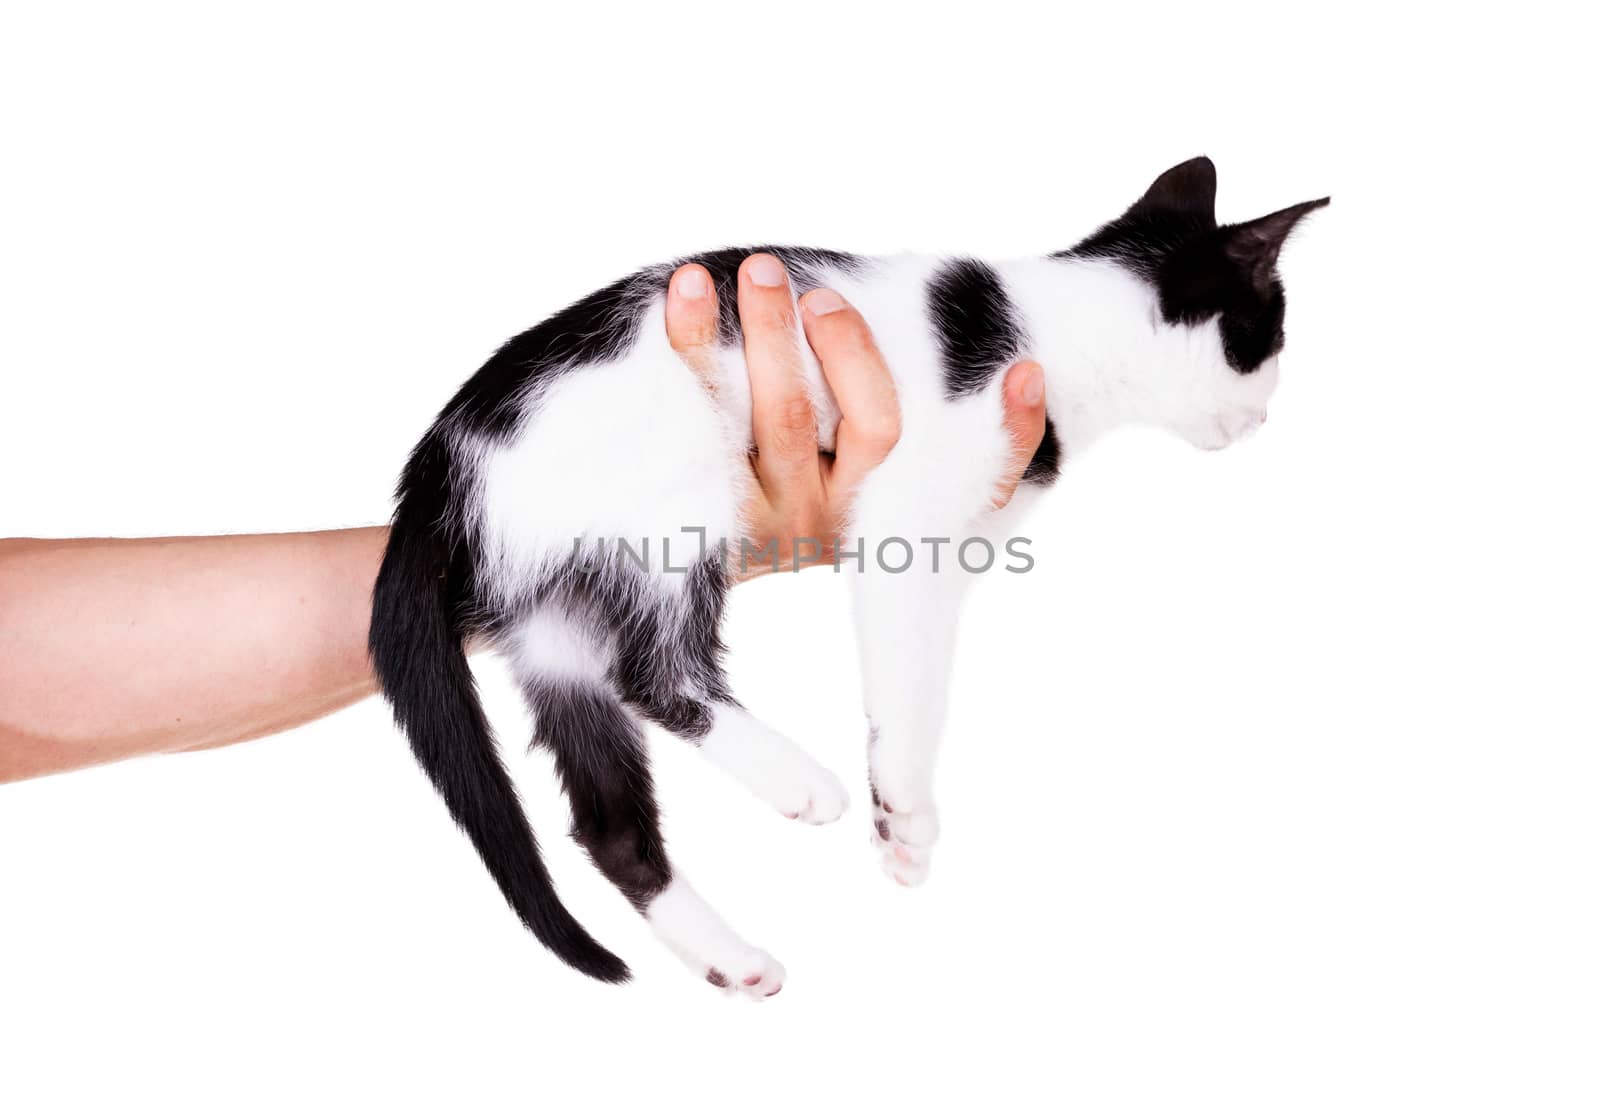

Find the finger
[[992, 360, 1047, 509], [665, 264, 720, 392], [800, 288, 901, 500], [740, 253, 821, 501]]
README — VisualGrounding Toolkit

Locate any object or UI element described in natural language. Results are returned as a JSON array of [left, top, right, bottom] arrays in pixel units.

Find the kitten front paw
[[869, 782, 940, 887]]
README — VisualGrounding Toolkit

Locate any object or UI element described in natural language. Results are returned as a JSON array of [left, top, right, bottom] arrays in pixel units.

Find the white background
[[2, 3, 1596, 1098]]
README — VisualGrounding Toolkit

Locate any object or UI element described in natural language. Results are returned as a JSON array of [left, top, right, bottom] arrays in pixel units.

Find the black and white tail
[[368, 435, 630, 983]]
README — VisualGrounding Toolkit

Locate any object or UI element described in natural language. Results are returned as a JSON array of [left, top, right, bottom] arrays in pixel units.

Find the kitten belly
[[470, 318, 749, 599]]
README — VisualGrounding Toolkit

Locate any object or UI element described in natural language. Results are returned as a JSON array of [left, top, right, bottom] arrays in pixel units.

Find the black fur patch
[[442, 272, 658, 439], [1020, 417, 1061, 486], [1218, 280, 1287, 373], [1059, 157, 1325, 375], [1060, 157, 1218, 287], [523, 680, 674, 913], [927, 259, 1027, 399], [386, 431, 483, 629]]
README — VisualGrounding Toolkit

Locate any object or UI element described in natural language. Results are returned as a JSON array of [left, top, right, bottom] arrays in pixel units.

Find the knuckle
[[779, 504, 827, 544], [666, 312, 715, 356], [745, 297, 798, 339], [858, 413, 902, 453], [775, 391, 817, 430], [1022, 413, 1049, 449], [769, 394, 818, 451], [667, 316, 712, 360], [814, 310, 872, 355], [1003, 400, 1041, 439], [668, 326, 708, 357]]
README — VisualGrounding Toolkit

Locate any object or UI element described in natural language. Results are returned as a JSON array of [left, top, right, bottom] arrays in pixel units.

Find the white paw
[[649, 880, 788, 1000], [703, 946, 787, 1000], [702, 707, 848, 825], [870, 784, 939, 887], [774, 757, 849, 825]]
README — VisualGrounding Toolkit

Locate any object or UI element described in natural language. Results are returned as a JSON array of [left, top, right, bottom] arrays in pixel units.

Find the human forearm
[[0, 528, 387, 782]]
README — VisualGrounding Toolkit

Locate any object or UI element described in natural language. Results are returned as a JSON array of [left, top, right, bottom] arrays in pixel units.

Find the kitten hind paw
[[701, 708, 848, 825], [777, 764, 849, 825], [702, 949, 787, 1000]]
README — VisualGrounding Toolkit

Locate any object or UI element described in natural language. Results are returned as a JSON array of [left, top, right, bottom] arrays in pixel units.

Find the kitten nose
[[1258, 410, 1268, 425]]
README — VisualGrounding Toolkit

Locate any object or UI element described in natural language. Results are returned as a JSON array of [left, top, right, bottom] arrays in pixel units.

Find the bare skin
[[0, 255, 1046, 784], [0, 529, 390, 779]]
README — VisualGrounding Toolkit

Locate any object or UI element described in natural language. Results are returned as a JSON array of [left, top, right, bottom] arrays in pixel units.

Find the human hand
[[665, 253, 1047, 581]]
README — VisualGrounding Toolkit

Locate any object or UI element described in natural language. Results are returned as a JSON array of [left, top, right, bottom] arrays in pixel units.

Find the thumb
[[992, 360, 1047, 509]]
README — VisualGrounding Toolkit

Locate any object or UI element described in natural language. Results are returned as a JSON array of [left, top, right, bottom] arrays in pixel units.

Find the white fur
[[469, 302, 747, 607], [700, 704, 848, 824], [646, 878, 785, 998], [507, 606, 612, 686]]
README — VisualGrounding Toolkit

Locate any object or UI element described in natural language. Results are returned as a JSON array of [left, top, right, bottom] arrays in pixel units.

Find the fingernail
[[1020, 364, 1044, 406], [674, 266, 710, 300], [746, 254, 785, 287], [802, 288, 847, 316]]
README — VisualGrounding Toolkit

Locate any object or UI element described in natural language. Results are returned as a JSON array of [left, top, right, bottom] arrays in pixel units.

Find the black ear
[[1131, 156, 1218, 221], [1221, 197, 1330, 295]]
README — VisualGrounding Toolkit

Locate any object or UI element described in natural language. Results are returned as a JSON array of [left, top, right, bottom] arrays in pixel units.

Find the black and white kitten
[[369, 157, 1327, 995]]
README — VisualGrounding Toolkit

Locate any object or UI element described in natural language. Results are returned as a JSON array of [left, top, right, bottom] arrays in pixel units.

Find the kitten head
[[1071, 156, 1328, 450]]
